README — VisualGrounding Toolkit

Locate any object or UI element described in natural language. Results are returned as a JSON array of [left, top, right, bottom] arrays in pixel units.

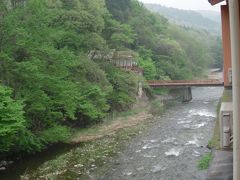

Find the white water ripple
[[165, 148, 182, 157], [142, 154, 157, 158], [183, 122, 207, 129], [185, 136, 200, 147], [187, 109, 216, 118], [177, 120, 192, 124], [151, 164, 166, 173], [142, 143, 160, 150], [161, 137, 176, 143], [192, 150, 201, 157]]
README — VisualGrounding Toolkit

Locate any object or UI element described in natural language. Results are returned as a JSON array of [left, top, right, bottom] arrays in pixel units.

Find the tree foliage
[[0, 85, 26, 152], [0, 0, 222, 155]]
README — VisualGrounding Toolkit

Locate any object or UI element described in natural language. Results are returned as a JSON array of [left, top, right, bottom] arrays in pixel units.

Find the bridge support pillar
[[182, 87, 192, 103]]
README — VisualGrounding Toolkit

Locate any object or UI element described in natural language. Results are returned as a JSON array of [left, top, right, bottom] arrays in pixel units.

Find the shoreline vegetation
[[0, 88, 178, 178], [70, 92, 175, 144], [0, 0, 222, 178], [18, 94, 169, 179], [0, 0, 222, 160], [15, 86, 220, 179]]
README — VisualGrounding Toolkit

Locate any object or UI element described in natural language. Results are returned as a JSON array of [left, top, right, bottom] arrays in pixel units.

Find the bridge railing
[[147, 79, 224, 87]]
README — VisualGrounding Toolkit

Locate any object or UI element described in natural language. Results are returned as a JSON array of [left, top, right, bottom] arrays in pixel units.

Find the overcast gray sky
[[138, 0, 225, 11]]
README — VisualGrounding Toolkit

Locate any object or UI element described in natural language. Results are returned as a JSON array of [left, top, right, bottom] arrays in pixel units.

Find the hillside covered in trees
[[0, 0, 222, 156], [144, 3, 221, 35]]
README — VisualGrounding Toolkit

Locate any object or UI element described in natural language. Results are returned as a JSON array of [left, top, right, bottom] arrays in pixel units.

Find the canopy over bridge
[[148, 79, 224, 88]]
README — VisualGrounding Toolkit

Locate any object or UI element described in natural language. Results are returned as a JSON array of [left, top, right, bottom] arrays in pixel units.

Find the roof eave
[[208, 0, 225, 5]]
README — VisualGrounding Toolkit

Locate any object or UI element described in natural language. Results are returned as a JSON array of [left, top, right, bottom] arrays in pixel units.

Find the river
[[90, 87, 223, 180], [0, 87, 223, 180]]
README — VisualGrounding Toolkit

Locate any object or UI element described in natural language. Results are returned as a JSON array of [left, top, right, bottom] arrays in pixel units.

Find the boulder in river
[[0, 167, 6, 171]]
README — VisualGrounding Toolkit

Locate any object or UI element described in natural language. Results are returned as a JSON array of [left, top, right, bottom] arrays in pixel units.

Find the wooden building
[[88, 50, 143, 75]]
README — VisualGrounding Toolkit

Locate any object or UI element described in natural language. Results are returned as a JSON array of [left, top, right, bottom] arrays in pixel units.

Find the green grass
[[198, 152, 213, 170]]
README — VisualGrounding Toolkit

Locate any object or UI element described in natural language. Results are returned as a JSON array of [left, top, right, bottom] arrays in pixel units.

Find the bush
[[78, 86, 110, 121], [98, 62, 139, 111], [13, 130, 43, 153], [39, 125, 71, 145], [0, 85, 26, 152], [198, 152, 213, 170]]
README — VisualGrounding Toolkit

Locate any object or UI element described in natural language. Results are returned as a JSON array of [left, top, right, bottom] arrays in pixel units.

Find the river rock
[[0, 167, 6, 171], [74, 164, 84, 168], [123, 171, 133, 176], [0, 160, 7, 166]]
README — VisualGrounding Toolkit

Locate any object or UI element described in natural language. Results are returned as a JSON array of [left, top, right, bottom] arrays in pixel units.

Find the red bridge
[[148, 79, 224, 87]]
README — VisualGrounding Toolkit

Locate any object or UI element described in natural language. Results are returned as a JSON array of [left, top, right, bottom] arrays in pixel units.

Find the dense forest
[[0, 0, 222, 156]]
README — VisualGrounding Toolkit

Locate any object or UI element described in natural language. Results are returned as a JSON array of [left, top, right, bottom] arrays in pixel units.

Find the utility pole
[[228, 0, 240, 179]]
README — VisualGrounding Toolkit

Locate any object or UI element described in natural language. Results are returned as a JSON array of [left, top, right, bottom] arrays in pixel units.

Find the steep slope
[[144, 3, 221, 34], [0, 0, 222, 156]]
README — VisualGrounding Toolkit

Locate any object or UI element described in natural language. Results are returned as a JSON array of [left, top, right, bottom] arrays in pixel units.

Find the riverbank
[[0, 93, 171, 179], [90, 87, 223, 180], [14, 87, 222, 180], [0, 86, 222, 180], [71, 112, 153, 144], [21, 122, 151, 179], [70, 94, 173, 144], [20, 97, 167, 179]]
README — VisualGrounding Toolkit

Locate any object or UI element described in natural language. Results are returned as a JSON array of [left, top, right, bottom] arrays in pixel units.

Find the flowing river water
[[90, 87, 223, 180], [0, 87, 223, 180]]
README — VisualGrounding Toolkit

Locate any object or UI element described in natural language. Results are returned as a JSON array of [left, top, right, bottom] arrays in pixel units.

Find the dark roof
[[208, 0, 225, 5]]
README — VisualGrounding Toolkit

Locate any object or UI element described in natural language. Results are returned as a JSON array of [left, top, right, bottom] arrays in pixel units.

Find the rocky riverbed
[[90, 87, 223, 180]]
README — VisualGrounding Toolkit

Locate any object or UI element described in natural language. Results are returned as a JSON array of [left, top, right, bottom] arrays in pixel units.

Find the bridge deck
[[148, 79, 224, 87]]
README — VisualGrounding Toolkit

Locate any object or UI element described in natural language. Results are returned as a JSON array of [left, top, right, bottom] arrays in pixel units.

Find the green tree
[[210, 37, 223, 69], [0, 85, 26, 152], [139, 58, 156, 80], [0, 0, 220, 155]]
